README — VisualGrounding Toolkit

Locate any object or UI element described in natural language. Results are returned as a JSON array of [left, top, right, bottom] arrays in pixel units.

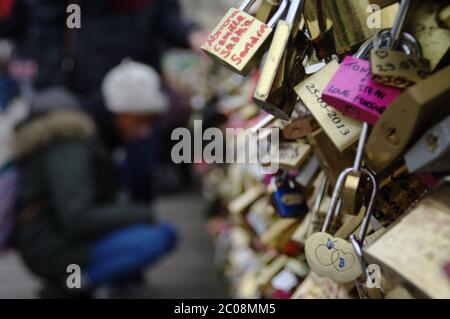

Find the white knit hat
[[102, 59, 169, 114]]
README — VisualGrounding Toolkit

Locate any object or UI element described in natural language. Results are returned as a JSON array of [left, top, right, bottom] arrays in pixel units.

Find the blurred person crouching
[[102, 59, 170, 202], [0, 0, 208, 200], [11, 87, 178, 298]]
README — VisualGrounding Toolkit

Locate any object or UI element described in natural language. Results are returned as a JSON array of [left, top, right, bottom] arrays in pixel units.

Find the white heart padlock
[[305, 232, 362, 284]]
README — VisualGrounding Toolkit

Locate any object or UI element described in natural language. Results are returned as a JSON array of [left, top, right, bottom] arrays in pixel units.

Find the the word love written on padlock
[[201, 0, 288, 76], [322, 55, 402, 125]]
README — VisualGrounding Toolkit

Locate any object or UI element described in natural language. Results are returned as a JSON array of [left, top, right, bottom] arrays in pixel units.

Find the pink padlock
[[322, 55, 402, 125]]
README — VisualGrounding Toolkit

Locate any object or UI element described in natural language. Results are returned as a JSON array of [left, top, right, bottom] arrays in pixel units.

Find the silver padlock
[[295, 154, 320, 188], [405, 114, 450, 173]]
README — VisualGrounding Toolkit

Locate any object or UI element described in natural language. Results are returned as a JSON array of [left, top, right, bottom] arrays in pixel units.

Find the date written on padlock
[[322, 56, 402, 125], [371, 49, 431, 88], [295, 60, 362, 152]]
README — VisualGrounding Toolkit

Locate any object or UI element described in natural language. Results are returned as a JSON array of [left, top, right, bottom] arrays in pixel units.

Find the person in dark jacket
[[1, 0, 207, 201], [12, 87, 177, 297]]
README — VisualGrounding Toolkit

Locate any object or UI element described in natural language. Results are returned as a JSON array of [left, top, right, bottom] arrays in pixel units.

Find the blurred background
[[0, 0, 243, 299]]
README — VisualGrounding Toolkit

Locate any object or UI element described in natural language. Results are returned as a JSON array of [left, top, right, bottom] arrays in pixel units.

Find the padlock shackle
[[322, 167, 378, 241], [354, 122, 370, 172], [307, 174, 329, 238], [357, 168, 378, 244], [286, 0, 306, 25], [348, 169, 378, 281], [312, 175, 328, 215], [374, 29, 422, 57], [400, 32, 422, 57], [354, 38, 374, 59], [387, 0, 410, 50], [349, 234, 370, 280], [267, 0, 289, 28], [322, 167, 353, 232], [239, 0, 258, 12]]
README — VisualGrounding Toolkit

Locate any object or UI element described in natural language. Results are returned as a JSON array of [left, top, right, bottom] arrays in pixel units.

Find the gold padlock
[[324, 0, 377, 55], [256, 0, 281, 23], [404, 0, 450, 70], [438, 3, 450, 29], [306, 129, 356, 187], [365, 65, 450, 172], [254, 0, 313, 120], [368, 0, 399, 8], [295, 60, 363, 152], [370, 48, 431, 88], [364, 183, 450, 299], [201, 0, 289, 75], [372, 166, 429, 228], [277, 141, 312, 171], [304, 0, 335, 60], [282, 115, 320, 140], [341, 172, 365, 216]]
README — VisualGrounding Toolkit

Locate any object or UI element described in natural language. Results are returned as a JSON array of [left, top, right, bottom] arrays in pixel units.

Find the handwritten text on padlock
[[322, 56, 402, 125], [202, 8, 271, 71]]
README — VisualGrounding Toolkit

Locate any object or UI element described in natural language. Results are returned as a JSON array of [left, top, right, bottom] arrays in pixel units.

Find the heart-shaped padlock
[[305, 166, 378, 284], [305, 232, 361, 284]]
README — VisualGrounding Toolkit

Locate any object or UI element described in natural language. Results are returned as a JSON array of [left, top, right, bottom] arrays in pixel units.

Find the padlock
[[282, 115, 319, 140], [260, 218, 301, 251], [249, 114, 276, 135], [305, 167, 378, 284], [323, 0, 377, 55], [373, 166, 429, 227], [253, 0, 313, 120], [365, 65, 450, 172], [228, 183, 266, 216], [277, 141, 311, 171], [201, 0, 289, 76], [295, 154, 320, 188], [341, 171, 365, 216], [323, 0, 422, 125], [337, 122, 372, 218], [438, 3, 450, 29], [306, 129, 355, 186], [306, 174, 329, 238], [256, 255, 289, 294], [363, 182, 450, 299], [303, 0, 334, 58], [369, 2, 432, 89], [368, 0, 398, 8], [295, 60, 363, 152], [403, 0, 450, 70], [256, 0, 282, 23], [404, 114, 450, 173], [370, 47, 431, 88], [303, 0, 335, 59], [272, 173, 308, 218], [321, 40, 402, 125]]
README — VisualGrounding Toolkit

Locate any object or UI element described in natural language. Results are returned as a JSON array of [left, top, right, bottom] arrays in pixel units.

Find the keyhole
[[426, 134, 439, 152], [386, 127, 399, 145]]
